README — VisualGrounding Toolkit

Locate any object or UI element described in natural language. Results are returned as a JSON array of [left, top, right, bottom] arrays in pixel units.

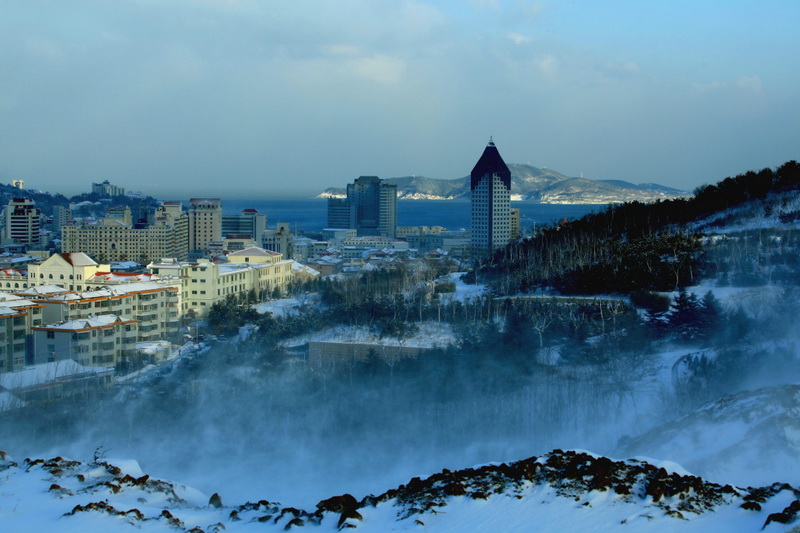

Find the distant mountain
[[317, 164, 688, 204]]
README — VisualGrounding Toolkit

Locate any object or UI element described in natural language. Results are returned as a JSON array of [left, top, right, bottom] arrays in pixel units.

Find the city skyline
[[1, 1, 798, 198]]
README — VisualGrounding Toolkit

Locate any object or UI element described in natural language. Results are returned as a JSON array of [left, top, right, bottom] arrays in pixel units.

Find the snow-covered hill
[[4, 449, 800, 532], [619, 384, 800, 488]]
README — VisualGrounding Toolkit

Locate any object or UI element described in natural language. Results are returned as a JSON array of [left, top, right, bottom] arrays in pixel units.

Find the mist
[[2, 336, 666, 508]]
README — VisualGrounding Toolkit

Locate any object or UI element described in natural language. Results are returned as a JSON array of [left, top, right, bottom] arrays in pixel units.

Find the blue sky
[[0, 0, 798, 197]]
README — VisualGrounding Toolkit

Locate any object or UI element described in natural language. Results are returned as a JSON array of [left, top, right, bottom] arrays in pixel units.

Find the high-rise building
[[222, 209, 267, 240], [188, 198, 222, 257], [470, 139, 512, 253], [53, 206, 72, 231], [2, 198, 42, 248], [327, 176, 398, 238], [326, 198, 352, 229], [510, 208, 521, 240]]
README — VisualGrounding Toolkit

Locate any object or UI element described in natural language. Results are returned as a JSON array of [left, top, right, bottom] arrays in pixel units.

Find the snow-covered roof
[[291, 262, 320, 276], [135, 340, 171, 354], [0, 294, 40, 309], [58, 252, 97, 266], [13, 285, 70, 296], [0, 360, 111, 390], [0, 306, 23, 318], [228, 246, 281, 257], [34, 314, 134, 332], [90, 272, 154, 283], [111, 261, 141, 269], [36, 282, 174, 303]]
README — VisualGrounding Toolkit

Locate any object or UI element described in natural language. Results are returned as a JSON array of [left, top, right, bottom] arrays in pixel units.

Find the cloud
[[350, 54, 407, 84], [536, 53, 559, 77], [508, 32, 531, 45], [24, 37, 64, 61], [736, 76, 763, 93]]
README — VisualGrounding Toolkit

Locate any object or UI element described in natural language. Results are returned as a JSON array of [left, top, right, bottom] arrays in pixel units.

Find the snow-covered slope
[[3, 449, 799, 532], [619, 384, 800, 488]]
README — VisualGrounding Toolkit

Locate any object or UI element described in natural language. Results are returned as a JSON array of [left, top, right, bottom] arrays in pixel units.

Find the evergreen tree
[[698, 290, 723, 342], [668, 290, 702, 342]]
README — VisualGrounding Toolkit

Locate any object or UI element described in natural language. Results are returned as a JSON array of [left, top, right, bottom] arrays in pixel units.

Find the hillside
[[481, 160, 800, 295], [318, 164, 687, 203], [619, 384, 800, 487]]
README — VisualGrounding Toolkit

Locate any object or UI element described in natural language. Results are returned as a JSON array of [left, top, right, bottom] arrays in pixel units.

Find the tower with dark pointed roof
[[471, 138, 512, 253]]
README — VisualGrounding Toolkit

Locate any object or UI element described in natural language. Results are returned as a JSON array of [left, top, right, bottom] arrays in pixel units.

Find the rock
[[209, 492, 223, 508]]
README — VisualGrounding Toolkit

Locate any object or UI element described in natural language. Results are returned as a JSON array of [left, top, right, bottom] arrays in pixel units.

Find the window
[[47, 331, 55, 339]]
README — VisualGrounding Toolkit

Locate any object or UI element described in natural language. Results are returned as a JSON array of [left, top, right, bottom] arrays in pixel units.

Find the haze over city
[[1, 1, 798, 198]]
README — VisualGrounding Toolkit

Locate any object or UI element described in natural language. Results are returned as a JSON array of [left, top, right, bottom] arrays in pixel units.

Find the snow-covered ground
[[3, 449, 798, 532], [253, 294, 324, 316], [280, 321, 457, 349]]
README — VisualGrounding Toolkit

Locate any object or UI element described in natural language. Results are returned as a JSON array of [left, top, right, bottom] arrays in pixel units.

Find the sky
[[0, 0, 798, 198]]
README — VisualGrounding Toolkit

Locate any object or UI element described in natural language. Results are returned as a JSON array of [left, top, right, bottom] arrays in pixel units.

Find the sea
[[220, 198, 602, 235]]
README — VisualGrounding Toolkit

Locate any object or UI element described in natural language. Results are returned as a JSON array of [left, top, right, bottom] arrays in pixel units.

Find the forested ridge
[[481, 161, 800, 295]]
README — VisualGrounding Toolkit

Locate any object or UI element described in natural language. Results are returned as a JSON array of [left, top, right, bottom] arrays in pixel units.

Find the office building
[[470, 139, 512, 253], [327, 176, 398, 238], [222, 209, 267, 240], [327, 198, 352, 229]]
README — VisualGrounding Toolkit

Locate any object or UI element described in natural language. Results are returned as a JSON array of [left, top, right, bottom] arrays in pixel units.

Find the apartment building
[[149, 247, 299, 317], [0, 293, 45, 373], [228, 247, 294, 297], [31, 314, 137, 368], [25, 282, 180, 343], [0, 306, 31, 373]]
